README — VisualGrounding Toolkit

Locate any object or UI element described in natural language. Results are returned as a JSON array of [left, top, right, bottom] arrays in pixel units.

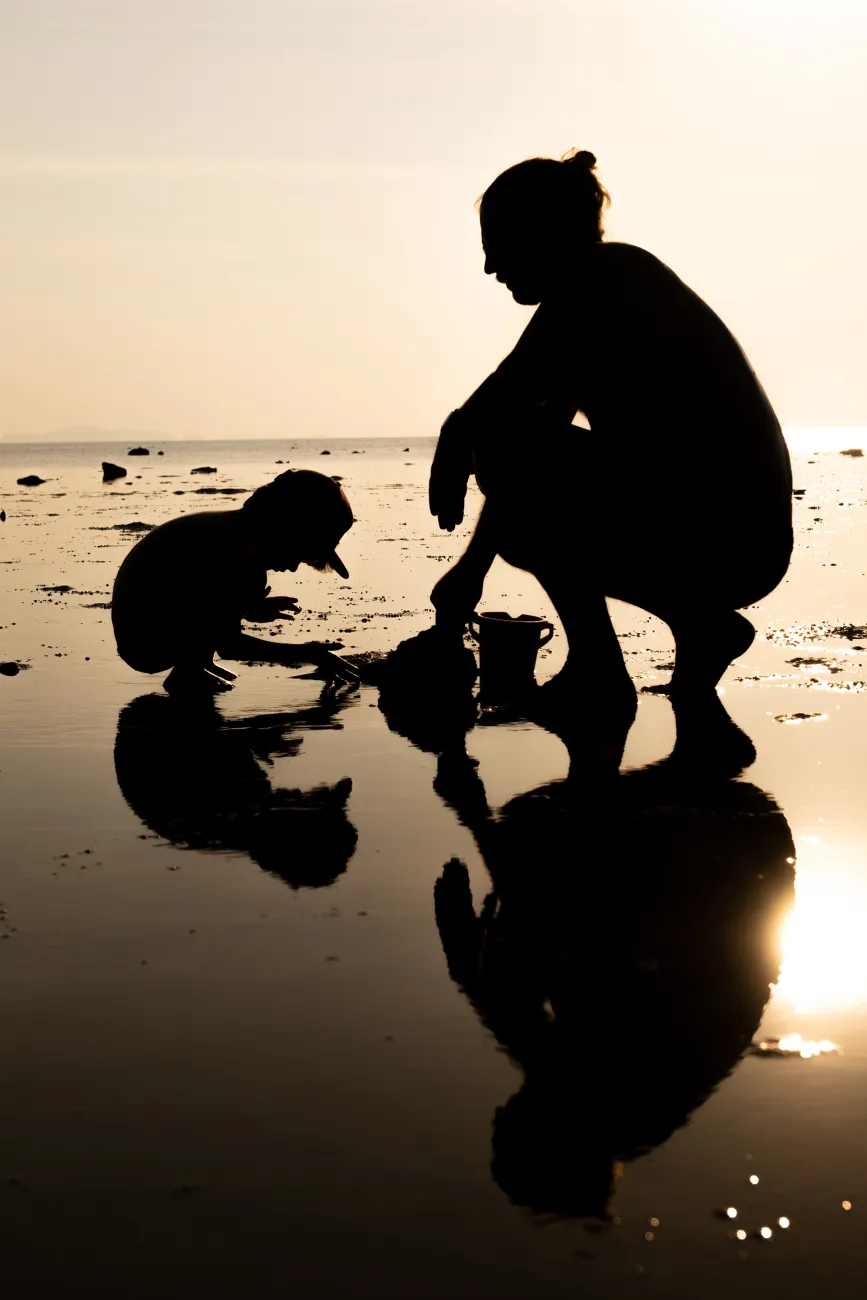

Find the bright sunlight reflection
[[752, 1034, 840, 1058], [784, 427, 867, 454], [775, 844, 867, 1012]]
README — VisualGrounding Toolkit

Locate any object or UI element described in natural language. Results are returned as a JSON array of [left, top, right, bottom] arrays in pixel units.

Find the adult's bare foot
[[519, 664, 637, 766], [635, 690, 757, 783], [645, 611, 755, 697]]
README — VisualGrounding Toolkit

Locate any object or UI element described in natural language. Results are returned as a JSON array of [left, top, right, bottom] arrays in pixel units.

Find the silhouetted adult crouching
[[429, 150, 793, 708]]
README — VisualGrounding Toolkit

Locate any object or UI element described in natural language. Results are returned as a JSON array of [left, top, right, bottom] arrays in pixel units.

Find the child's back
[[112, 510, 265, 673]]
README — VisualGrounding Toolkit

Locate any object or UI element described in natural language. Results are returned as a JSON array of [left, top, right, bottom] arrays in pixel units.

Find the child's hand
[[302, 642, 361, 684], [245, 592, 301, 622]]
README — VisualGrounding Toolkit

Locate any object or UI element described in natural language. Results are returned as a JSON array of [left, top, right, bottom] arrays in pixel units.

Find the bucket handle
[[467, 613, 555, 646]]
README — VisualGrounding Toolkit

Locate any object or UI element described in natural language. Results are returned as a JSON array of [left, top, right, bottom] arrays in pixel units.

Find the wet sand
[[1, 437, 867, 1298]]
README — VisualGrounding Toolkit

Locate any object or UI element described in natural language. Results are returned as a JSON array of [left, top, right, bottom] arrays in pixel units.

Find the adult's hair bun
[[563, 148, 597, 169]]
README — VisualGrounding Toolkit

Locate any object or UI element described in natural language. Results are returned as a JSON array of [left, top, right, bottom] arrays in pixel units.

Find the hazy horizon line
[[3, 426, 867, 451]]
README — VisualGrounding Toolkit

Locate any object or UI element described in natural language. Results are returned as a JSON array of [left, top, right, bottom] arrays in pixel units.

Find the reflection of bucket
[[468, 611, 554, 702]]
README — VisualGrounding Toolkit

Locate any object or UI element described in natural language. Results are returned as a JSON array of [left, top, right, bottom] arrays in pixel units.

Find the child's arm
[[215, 629, 359, 682]]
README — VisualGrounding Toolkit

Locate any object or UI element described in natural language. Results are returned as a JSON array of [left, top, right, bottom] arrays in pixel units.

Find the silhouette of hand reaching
[[245, 589, 301, 622], [430, 412, 473, 531], [301, 642, 361, 685]]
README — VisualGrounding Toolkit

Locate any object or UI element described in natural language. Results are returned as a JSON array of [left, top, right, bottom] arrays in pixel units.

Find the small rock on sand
[[320, 449, 331, 455], [191, 466, 217, 474], [0, 511, 5, 522], [840, 448, 863, 457], [128, 447, 150, 455], [17, 475, 46, 486], [1, 662, 22, 676], [102, 462, 127, 480]]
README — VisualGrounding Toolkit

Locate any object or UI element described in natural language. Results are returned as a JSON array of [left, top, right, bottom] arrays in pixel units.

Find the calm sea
[[0, 437, 437, 473], [1, 426, 866, 473]]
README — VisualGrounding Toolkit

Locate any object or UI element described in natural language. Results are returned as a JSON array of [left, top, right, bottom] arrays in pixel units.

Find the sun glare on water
[[784, 427, 867, 454], [752, 1034, 840, 1059], [775, 843, 867, 1013]]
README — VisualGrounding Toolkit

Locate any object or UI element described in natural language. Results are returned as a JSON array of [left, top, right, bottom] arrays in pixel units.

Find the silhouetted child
[[429, 149, 793, 709], [112, 468, 356, 693]]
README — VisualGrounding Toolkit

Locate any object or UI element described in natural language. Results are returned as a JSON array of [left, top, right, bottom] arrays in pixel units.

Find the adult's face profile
[[481, 198, 577, 306], [479, 154, 605, 304], [481, 221, 545, 305]]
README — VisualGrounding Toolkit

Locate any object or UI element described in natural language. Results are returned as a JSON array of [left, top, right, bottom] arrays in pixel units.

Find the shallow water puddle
[[1, 440, 867, 1298]]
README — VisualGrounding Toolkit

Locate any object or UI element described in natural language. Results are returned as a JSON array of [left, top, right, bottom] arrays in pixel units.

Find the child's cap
[[326, 550, 350, 579]]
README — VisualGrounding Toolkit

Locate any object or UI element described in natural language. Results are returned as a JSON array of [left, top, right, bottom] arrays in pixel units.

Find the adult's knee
[[474, 445, 524, 501], [494, 511, 562, 576], [484, 479, 571, 574]]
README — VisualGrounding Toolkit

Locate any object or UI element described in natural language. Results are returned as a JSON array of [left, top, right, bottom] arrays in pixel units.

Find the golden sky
[[1, 0, 866, 439]]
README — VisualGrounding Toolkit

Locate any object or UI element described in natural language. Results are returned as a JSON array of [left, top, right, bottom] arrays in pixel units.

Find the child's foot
[[164, 665, 234, 696], [646, 611, 755, 697]]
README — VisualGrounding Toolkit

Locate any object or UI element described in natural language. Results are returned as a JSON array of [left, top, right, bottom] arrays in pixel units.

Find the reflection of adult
[[114, 689, 357, 889], [432, 713, 795, 1219], [429, 150, 793, 709]]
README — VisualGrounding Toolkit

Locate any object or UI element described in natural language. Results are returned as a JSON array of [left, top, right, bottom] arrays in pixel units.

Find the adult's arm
[[429, 302, 581, 529], [434, 860, 549, 1060], [460, 303, 580, 429]]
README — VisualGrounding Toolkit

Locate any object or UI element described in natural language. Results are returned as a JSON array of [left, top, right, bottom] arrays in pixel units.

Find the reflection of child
[[114, 692, 358, 889], [111, 469, 357, 693]]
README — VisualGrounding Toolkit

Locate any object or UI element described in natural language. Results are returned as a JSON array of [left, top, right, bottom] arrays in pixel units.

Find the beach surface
[[2, 436, 867, 1298]]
